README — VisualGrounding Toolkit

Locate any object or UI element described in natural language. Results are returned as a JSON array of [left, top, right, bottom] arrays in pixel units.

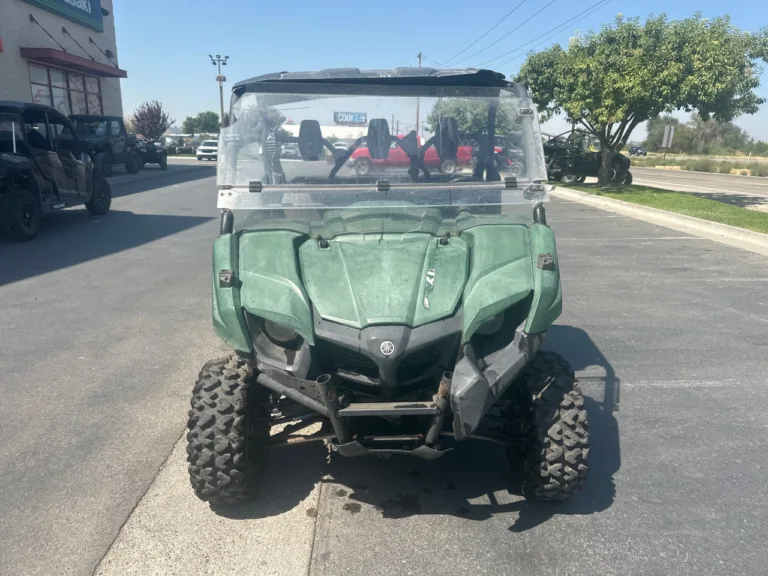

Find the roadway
[[632, 166, 768, 210], [1, 160, 767, 575]]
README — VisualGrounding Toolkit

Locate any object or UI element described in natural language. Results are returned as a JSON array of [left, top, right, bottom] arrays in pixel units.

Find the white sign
[[662, 125, 676, 149]]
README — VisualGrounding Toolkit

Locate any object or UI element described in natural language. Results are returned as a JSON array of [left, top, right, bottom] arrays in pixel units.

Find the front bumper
[[253, 326, 543, 458]]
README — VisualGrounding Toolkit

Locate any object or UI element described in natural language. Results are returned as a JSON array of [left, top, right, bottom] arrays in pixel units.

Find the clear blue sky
[[114, 0, 768, 140]]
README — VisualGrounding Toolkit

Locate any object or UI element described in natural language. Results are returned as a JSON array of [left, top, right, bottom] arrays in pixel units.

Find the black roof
[[0, 100, 53, 112], [69, 114, 122, 120], [233, 68, 512, 94]]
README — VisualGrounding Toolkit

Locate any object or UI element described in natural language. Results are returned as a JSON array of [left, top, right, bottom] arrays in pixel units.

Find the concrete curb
[[551, 186, 768, 257]]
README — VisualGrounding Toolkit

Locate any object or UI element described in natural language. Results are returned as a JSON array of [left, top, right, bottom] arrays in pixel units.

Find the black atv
[[0, 102, 111, 241], [69, 114, 142, 176], [135, 138, 168, 170], [544, 130, 632, 185]]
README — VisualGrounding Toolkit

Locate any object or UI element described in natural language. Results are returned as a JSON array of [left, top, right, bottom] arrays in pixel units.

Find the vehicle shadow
[[220, 325, 621, 531], [0, 210, 214, 286], [109, 164, 215, 198], [689, 191, 768, 209]]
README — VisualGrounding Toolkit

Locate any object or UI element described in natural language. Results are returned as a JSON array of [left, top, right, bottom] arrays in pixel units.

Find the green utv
[[186, 68, 589, 505]]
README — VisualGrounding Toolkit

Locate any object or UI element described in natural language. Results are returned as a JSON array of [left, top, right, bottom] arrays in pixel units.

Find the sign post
[[661, 125, 675, 159]]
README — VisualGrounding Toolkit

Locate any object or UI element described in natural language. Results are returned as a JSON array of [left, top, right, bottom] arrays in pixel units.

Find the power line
[[478, 0, 613, 69], [420, 54, 446, 68], [454, 0, 559, 65], [442, 0, 529, 65]]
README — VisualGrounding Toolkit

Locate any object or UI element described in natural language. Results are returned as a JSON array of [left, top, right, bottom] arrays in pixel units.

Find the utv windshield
[[71, 119, 109, 136], [218, 81, 549, 230]]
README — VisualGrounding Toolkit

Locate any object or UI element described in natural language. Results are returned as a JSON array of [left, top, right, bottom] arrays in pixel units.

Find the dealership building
[[0, 0, 125, 116]]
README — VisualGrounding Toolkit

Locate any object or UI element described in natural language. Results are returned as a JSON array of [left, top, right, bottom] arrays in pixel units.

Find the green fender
[[461, 225, 533, 342], [212, 234, 252, 353], [238, 230, 315, 344], [525, 223, 562, 334]]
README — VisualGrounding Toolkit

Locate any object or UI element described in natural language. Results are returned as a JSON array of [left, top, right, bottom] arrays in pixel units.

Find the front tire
[[86, 174, 112, 215], [507, 161, 524, 177], [186, 355, 272, 505], [517, 351, 589, 501], [95, 152, 113, 177], [440, 158, 457, 174], [159, 155, 168, 170], [354, 157, 372, 176], [125, 152, 141, 174], [5, 188, 41, 241]]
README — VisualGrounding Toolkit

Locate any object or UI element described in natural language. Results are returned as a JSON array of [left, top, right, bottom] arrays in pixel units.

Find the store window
[[28, 63, 102, 116]]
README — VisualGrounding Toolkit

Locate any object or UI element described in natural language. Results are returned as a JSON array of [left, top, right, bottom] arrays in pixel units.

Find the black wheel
[[561, 174, 578, 184], [186, 355, 272, 505], [440, 158, 457, 174], [4, 187, 41, 241], [197, 156, 203, 161], [125, 152, 141, 174], [610, 163, 632, 185], [575, 175, 587, 184], [354, 157, 372, 176], [86, 174, 112, 215], [95, 153, 113, 177], [507, 161, 524, 177], [513, 351, 589, 501], [159, 155, 168, 170]]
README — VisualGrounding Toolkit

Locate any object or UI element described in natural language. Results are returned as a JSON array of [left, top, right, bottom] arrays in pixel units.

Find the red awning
[[20, 47, 127, 78]]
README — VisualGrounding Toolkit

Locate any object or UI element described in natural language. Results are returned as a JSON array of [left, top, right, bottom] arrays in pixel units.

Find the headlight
[[263, 319, 299, 343], [476, 314, 504, 336]]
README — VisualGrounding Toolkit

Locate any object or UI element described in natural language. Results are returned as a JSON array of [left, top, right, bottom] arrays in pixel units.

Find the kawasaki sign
[[23, 0, 104, 33]]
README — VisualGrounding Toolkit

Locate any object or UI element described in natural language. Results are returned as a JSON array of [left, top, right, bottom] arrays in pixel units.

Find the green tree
[[181, 111, 221, 134], [195, 111, 220, 133], [130, 101, 174, 141], [517, 14, 768, 184], [426, 98, 517, 135], [182, 116, 197, 134]]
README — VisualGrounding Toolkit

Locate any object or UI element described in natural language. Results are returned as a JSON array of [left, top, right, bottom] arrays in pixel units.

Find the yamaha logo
[[380, 341, 395, 356]]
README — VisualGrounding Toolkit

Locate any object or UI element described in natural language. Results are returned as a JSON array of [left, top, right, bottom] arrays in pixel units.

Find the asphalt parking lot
[[1, 163, 767, 575]]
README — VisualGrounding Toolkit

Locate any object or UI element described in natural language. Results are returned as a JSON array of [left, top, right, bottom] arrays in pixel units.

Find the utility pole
[[209, 54, 229, 127], [415, 52, 422, 137]]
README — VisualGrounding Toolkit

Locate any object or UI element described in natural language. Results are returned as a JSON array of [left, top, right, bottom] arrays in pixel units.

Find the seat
[[298, 119, 324, 161], [366, 119, 391, 159], [435, 117, 459, 161], [27, 129, 49, 150]]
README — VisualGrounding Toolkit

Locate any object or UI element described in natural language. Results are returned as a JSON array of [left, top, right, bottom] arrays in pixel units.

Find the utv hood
[[299, 233, 469, 328]]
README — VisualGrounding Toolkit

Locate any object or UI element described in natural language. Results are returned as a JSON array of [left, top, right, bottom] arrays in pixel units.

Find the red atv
[[351, 135, 473, 175]]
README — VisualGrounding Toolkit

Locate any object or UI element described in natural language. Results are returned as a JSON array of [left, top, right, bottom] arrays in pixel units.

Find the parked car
[[628, 145, 647, 156], [351, 136, 473, 175], [543, 130, 633, 184], [1, 101, 111, 240], [333, 141, 349, 151], [281, 142, 300, 158], [197, 139, 218, 161], [69, 114, 141, 176]]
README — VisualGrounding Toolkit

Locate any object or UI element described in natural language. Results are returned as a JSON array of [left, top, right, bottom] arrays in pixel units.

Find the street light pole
[[415, 52, 422, 137], [209, 54, 229, 127]]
